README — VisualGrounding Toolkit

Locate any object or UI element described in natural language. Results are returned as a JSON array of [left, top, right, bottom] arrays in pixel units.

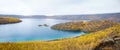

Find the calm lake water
[[0, 19, 85, 42]]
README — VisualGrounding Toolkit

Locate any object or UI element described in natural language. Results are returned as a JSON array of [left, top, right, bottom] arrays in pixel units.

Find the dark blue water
[[0, 19, 85, 42]]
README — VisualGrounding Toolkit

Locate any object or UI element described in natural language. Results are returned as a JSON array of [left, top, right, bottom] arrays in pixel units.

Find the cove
[[0, 19, 85, 42]]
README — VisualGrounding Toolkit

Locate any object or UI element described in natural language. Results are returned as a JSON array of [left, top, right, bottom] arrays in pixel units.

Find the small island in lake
[[38, 24, 49, 27], [0, 17, 21, 24]]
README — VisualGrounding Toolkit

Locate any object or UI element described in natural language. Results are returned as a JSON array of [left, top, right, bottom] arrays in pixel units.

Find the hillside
[[0, 13, 120, 22], [51, 20, 119, 32], [0, 17, 21, 24], [49, 13, 120, 20]]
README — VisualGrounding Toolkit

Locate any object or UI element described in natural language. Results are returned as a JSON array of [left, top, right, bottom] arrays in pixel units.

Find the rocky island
[[0, 17, 21, 24], [38, 24, 49, 27]]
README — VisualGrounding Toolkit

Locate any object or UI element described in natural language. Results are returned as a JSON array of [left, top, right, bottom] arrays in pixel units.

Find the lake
[[0, 19, 85, 42]]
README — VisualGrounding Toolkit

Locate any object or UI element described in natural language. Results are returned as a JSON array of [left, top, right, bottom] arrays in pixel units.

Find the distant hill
[[0, 13, 120, 22], [48, 13, 120, 22]]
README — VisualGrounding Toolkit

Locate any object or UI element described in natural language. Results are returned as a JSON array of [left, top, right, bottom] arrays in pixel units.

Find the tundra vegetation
[[0, 20, 120, 50], [51, 20, 119, 32], [0, 16, 21, 24]]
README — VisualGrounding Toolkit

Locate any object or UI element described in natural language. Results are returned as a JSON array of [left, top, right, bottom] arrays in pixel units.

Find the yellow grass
[[0, 17, 21, 24]]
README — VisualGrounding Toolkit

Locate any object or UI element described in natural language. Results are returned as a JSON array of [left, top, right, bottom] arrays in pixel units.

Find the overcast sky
[[0, 0, 120, 15]]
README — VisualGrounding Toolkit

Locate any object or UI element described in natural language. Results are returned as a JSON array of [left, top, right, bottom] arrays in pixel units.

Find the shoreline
[[0, 32, 86, 43]]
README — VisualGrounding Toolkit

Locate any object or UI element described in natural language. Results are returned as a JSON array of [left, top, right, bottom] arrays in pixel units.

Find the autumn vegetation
[[0, 20, 120, 50], [51, 20, 119, 32], [0, 16, 21, 24]]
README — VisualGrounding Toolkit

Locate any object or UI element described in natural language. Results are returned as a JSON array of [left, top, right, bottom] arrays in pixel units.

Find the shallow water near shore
[[0, 19, 85, 42]]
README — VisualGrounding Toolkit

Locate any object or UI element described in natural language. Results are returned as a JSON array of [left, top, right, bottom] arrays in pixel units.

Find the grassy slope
[[51, 20, 118, 32], [0, 24, 120, 50], [0, 17, 21, 24]]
